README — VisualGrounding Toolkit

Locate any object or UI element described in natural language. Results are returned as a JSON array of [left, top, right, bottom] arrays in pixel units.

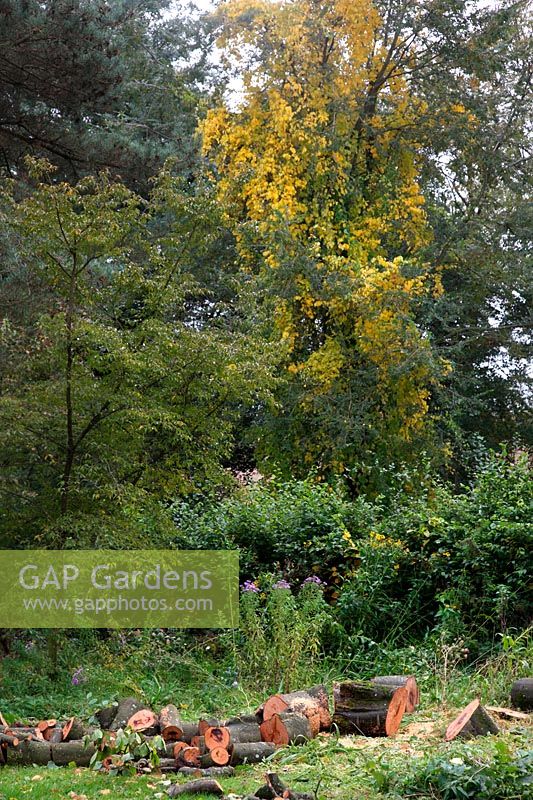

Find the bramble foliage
[[171, 476, 362, 578], [174, 453, 532, 641], [86, 727, 164, 775]]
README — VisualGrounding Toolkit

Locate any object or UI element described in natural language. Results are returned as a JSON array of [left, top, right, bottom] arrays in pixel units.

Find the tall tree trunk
[[60, 268, 76, 514]]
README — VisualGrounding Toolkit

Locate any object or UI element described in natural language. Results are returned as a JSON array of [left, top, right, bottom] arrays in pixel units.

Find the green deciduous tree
[[0, 159, 275, 547]]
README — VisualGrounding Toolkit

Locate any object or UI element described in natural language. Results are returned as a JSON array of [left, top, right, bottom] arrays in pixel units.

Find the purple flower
[[301, 575, 326, 587], [241, 580, 260, 593], [71, 667, 84, 686], [273, 580, 291, 589]]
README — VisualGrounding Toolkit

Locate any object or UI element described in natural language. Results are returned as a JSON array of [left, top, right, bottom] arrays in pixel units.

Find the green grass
[[0, 724, 531, 799], [0, 630, 532, 798]]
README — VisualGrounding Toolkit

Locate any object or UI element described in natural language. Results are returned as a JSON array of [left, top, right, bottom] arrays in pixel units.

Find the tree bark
[[180, 722, 200, 743], [61, 266, 77, 514], [200, 746, 229, 767], [260, 712, 313, 746], [178, 765, 235, 777], [168, 779, 224, 797], [486, 705, 530, 721], [511, 678, 533, 711], [261, 685, 331, 730], [229, 741, 276, 765], [332, 680, 407, 736], [2, 740, 52, 766], [225, 721, 262, 744], [95, 703, 118, 729], [110, 698, 148, 731], [371, 675, 419, 713], [51, 740, 97, 766]]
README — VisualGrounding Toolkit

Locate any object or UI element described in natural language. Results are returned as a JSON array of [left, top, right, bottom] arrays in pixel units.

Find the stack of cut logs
[[1, 676, 531, 772]]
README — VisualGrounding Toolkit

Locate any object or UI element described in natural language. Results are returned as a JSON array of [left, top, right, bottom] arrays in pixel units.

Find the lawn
[[1, 628, 532, 799], [0, 708, 531, 799]]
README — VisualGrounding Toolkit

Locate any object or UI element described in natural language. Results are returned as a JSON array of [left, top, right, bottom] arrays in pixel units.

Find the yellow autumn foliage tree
[[203, 0, 449, 472]]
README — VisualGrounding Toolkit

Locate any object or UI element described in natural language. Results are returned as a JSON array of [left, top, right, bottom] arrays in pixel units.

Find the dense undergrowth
[[0, 452, 531, 797]]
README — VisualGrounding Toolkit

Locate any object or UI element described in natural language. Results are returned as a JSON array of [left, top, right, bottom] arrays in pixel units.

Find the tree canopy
[[0, 0, 530, 540]]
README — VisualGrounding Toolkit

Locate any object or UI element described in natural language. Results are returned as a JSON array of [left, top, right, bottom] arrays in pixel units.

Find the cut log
[[332, 681, 407, 736], [159, 705, 183, 741], [63, 718, 93, 741], [168, 779, 224, 797], [226, 721, 262, 744], [445, 699, 500, 741], [229, 741, 276, 765], [199, 746, 230, 767], [181, 722, 200, 743], [0, 726, 38, 739], [43, 726, 63, 743], [62, 717, 75, 740], [284, 697, 321, 737], [511, 678, 533, 712], [262, 685, 331, 731], [486, 705, 531, 721], [371, 675, 419, 713], [95, 703, 118, 729], [110, 698, 148, 731], [191, 735, 205, 753], [0, 729, 36, 744], [51, 740, 97, 767], [179, 746, 201, 767], [3, 740, 52, 766], [198, 718, 221, 736], [204, 726, 230, 751], [127, 708, 158, 734], [157, 757, 180, 773], [225, 713, 261, 725], [260, 712, 313, 746], [173, 741, 189, 759], [255, 772, 314, 800]]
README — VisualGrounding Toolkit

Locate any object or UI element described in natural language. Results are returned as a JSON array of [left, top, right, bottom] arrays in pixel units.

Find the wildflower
[[273, 579, 291, 589], [302, 575, 326, 587], [240, 580, 259, 593], [71, 666, 84, 686], [342, 530, 352, 541]]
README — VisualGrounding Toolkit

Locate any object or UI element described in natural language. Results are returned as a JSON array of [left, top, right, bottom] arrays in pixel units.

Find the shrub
[[171, 477, 370, 584], [173, 452, 531, 644], [337, 453, 532, 642]]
